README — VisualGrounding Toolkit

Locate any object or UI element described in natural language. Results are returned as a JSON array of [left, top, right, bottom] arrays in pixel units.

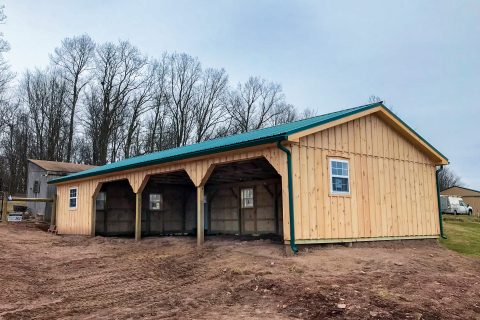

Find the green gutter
[[277, 141, 299, 254], [436, 166, 446, 239]]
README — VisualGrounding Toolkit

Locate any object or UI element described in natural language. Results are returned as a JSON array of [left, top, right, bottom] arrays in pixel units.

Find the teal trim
[[276, 141, 298, 254], [436, 166, 446, 239], [380, 105, 449, 162], [49, 101, 448, 184]]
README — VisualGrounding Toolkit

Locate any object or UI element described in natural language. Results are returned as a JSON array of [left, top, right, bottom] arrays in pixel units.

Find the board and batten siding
[[289, 113, 439, 242], [55, 145, 289, 236], [55, 112, 441, 243]]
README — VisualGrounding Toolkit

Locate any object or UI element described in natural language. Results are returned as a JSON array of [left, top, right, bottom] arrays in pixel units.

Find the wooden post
[[2, 192, 8, 223], [135, 192, 142, 241], [197, 186, 205, 246], [51, 193, 57, 227]]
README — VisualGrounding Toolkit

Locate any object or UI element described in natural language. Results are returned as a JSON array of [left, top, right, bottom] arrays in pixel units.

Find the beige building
[[441, 186, 480, 216], [49, 102, 448, 252]]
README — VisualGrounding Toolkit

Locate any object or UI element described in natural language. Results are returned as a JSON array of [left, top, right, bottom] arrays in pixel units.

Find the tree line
[[0, 7, 464, 195], [0, 13, 313, 193]]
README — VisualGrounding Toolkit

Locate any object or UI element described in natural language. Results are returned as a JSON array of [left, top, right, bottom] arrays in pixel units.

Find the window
[[33, 181, 40, 194], [330, 159, 350, 195], [96, 192, 106, 210], [241, 188, 254, 208], [69, 187, 78, 209], [149, 194, 163, 210]]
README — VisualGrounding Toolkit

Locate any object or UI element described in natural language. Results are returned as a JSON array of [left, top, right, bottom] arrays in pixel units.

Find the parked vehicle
[[440, 195, 473, 215]]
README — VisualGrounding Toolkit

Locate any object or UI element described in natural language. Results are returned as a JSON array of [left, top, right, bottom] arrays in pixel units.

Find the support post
[[51, 193, 57, 227], [135, 192, 142, 241], [197, 186, 205, 246], [2, 191, 8, 223]]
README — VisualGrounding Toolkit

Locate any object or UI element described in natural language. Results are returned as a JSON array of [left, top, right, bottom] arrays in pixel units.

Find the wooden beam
[[50, 193, 57, 228], [135, 192, 142, 241], [263, 185, 274, 198], [10, 197, 53, 202], [207, 178, 281, 191], [2, 192, 8, 223], [91, 182, 103, 237], [274, 183, 279, 235], [197, 186, 205, 246]]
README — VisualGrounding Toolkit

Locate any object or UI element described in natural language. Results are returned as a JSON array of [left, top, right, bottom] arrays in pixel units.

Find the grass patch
[[440, 215, 480, 257]]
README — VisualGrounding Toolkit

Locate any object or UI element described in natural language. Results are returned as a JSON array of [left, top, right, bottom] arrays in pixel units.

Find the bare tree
[[0, 108, 29, 193], [166, 53, 201, 147], [268, 102, 297, 126], [145, 54, 173, 152], [0, 32, 305, 192], [0, 5, 14, 129], [86, 40, 147, 165], [227, 77, 284, 133], [122, 63, 156, 158], [438, 167, 463, 191], [50, 34, 95, 161], [20, 69, 68, 161], [193, 68, 228, 142]]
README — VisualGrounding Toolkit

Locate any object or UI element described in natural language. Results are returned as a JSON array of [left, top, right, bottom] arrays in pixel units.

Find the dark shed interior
[[95, 157, 283, 238]]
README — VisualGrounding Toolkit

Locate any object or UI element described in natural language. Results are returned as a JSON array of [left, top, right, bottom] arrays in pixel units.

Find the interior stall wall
[[208, 181, 282, 235], [141, 184, 196, 235], [95, 180, 135, 236]]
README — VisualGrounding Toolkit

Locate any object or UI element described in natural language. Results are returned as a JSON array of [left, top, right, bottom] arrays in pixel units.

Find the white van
[[440, 195, 473, 215]]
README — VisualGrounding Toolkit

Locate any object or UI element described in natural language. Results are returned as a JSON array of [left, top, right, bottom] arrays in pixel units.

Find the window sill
[[328, 193, 351, 198]]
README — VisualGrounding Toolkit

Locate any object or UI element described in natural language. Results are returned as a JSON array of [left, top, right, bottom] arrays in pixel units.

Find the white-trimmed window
[[149, 194, 163, 210], [241, 188, 254, 208], [329, 159, 350, 195], [69, 187, 78, 209], [96, 192, 106, 210]]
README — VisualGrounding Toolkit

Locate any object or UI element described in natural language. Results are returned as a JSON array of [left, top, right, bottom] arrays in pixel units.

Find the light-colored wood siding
[[55, 145, 289, 236], [292, 113, 439, 241], [55, 111, 440, 242]]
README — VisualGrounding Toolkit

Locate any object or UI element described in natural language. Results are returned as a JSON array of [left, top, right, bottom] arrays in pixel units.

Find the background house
[[27, 159, 96, 222], [441, 186, 480, 216]]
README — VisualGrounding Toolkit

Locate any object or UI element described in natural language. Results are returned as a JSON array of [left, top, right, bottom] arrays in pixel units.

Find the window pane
[[69, 198, 76, 208], [149, 194, 162, 210], [332, 177, 349, 192], [70, 188, 77, 197], [331, 161, 349, 178], [96, 192, 106, 210], [241, 188, 254, 208]]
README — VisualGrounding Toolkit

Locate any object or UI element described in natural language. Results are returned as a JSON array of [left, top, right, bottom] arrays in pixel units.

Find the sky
[[2, 0, 479, 188]]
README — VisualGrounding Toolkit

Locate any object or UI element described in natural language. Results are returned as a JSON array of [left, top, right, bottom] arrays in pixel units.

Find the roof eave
[[48, 134, 289, 185]]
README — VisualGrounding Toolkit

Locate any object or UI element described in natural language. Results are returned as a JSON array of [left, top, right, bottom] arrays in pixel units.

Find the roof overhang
[[287, 105, 448, 166]]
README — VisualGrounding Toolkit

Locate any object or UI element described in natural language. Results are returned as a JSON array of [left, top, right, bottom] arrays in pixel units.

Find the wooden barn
[[49, 102, 449, 252]]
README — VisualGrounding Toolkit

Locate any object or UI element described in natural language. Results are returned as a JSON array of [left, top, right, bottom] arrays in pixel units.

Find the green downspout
[[277, 141, 299, 253], [436, 166, 446, 239]]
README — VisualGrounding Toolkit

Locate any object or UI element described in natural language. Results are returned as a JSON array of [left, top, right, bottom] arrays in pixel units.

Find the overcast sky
[[2, 0, 479, 188]]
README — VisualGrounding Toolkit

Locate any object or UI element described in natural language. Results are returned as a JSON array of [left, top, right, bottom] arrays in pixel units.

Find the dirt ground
[[1, 224, 480, 320]]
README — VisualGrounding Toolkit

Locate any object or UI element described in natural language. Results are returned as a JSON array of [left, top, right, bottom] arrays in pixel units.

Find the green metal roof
[[49, 102, 447, 184]]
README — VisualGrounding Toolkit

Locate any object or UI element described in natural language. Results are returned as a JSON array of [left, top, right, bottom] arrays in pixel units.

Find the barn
[[26, 159, 96, 222], [49, 102, 449, 252]]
